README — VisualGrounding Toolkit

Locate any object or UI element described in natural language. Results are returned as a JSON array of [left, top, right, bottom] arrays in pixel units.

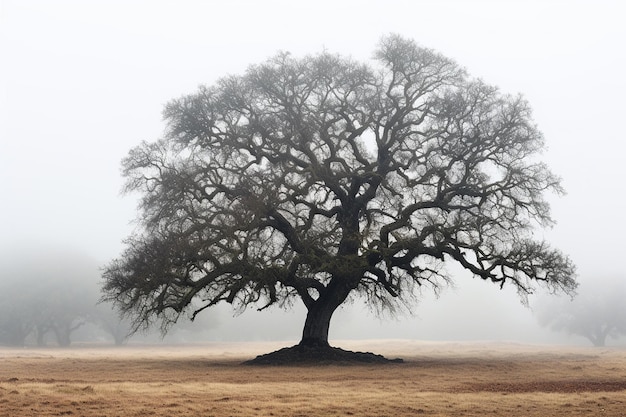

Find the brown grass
[[1, 340, 625, 416]]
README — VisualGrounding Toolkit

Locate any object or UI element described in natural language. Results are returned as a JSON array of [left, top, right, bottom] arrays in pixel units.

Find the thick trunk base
[[299, 337, 331, 348], [243, 343, 403, 365]]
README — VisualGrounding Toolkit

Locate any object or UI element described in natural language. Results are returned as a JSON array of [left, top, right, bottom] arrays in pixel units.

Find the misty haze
[[2, 0, 625, 416]]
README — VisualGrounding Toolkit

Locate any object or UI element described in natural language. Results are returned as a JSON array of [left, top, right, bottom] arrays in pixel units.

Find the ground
[[1, 340, 625, 416], [243, 342, 403, 365]]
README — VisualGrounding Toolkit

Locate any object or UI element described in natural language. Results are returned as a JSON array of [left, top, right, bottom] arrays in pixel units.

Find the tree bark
[[299, 278, 355, 347], [300, 302, 337, 347]]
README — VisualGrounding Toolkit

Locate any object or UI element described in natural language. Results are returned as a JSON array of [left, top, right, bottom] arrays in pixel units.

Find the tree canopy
[[102, 35, 576, 356]]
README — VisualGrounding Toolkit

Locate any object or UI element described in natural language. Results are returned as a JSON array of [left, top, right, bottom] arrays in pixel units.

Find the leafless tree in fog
[[102, 35, 576, 361], [0, 250, 131, 347], [535, 277, 626, 347]]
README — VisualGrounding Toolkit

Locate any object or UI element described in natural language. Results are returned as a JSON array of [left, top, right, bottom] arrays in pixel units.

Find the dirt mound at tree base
[[243, 344, 404, 365]]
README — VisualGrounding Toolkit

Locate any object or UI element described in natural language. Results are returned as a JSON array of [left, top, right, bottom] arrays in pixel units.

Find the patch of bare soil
[[243, 343, 404, 365], [465, 379, 626, 393]]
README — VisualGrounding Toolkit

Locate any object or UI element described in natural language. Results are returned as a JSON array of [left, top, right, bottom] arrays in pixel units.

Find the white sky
[[1, 0, 625, 342]]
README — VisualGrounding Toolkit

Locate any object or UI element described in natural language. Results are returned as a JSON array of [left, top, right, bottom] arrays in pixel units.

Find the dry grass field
[[1, 340, 625, 416]]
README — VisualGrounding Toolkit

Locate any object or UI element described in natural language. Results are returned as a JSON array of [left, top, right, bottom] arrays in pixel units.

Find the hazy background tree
[[89, 303, 134, 346], [102, 35, 576, 358], [0, 246, 134, 346], [0, 244, 226, 347], [0, 283, 36, 346], [534, 277, 626, 347]]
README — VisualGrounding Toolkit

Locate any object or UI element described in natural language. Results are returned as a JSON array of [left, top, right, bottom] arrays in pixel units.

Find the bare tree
[[0, 248, 98, 347], [102, 35, 576, 361], [535, 277, 626, 347], [91, 304, 133, 346], [0, 292, 34, 346]]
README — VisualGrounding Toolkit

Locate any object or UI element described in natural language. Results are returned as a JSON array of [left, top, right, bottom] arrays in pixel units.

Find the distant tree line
[[0, 250, 132, 347], [0, 247, 222, 347]]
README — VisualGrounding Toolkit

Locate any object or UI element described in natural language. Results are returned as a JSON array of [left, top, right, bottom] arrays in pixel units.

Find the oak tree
[[535, 277, 626, 347], [102, 35, 576, 360], [0, 249, 97, 347]]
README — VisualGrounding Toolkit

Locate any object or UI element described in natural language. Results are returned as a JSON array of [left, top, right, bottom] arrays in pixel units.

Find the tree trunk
[[53, 326, 72, 347], [300, 302, 337, 347], [588, 326, 610, 347], [112, 324, 128, 346], [36, 325, 49, 347], [52, 320, 84, 347], [300, 278, 355, 348]]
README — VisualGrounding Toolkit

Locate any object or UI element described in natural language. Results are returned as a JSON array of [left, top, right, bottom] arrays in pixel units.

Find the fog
[[1, 0, 625, 347]]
